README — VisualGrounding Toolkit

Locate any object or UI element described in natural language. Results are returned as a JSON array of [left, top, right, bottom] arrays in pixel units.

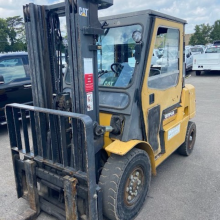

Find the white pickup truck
[[193, 46, 220, 75]]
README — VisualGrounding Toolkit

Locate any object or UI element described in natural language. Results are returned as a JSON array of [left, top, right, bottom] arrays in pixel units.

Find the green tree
[[6, 16, 26, 51], [189, 24, 212, 45], [0, 18, 9, 52], [210, 20, 220, 42]]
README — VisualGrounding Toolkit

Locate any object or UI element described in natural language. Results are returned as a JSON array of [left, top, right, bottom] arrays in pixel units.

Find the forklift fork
[[6, 103, 102, 220]]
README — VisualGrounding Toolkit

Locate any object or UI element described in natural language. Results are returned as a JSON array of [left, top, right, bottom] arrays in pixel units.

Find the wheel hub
[[188, 129, 195, 149], [124, 167, 144, 206]]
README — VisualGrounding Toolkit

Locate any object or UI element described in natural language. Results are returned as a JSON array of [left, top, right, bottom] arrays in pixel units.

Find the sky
[[0, 0, 220, 34]]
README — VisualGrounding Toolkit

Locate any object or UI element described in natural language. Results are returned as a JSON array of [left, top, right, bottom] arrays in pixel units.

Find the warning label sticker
[[87, 92, 93, 111], [168, 124, 180, 140], [84, 58, 94, 92], [84, 74, 94, 92]]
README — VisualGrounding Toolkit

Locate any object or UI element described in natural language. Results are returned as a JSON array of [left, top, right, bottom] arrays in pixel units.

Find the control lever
[[93, 122, 114, 136]]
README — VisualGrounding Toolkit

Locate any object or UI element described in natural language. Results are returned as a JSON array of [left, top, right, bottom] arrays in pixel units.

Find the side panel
[[155, 84, 196, 167], [155, 116, 189, 167]]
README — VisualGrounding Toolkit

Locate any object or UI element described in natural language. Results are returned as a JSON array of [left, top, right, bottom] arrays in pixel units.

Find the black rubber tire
[[196, 70, 201, 76], [178, 121, 196, 156], [99, 148, 151, 220]]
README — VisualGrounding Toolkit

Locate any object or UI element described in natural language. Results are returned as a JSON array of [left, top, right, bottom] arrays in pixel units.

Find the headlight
[[132, 31, 142, 43]]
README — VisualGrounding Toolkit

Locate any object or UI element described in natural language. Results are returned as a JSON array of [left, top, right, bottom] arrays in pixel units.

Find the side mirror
[[186, 54, 190, 58], [0, 75, 4, 84]]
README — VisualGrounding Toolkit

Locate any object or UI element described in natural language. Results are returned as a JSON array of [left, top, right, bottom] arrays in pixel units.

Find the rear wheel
[[196, 70, 201, 76], [178, 121, 196, 156], [99, 148, 151, 220]]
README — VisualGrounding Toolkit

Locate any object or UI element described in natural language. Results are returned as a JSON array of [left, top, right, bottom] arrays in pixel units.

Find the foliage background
[[0, 16, 26, 52], [189, 20, 220, 45]]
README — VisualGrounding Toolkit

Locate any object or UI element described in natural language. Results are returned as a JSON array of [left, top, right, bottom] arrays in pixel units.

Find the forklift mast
[[22, 0, 113, 173], [23, 0, 112, 120]]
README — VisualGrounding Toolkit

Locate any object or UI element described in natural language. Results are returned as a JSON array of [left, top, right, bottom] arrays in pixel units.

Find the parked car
[[0, 52, 32, 125], [185, 48, 193, 71]]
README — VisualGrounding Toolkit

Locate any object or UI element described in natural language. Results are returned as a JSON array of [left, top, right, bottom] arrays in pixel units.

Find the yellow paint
[[155, 116, 189, 167], [186, 84, 196, 118], [105, 140, 144, 155], [105, 140, 156, 175], [99, 112, 113, 148], [154, 84, 196, 167], [141, 18, 184, 156]]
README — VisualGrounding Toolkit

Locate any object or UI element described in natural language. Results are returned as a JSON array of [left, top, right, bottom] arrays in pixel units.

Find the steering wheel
[[111, 63, 123, 76]]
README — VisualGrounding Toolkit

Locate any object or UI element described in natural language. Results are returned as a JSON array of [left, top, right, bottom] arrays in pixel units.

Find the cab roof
[[100, 9, 187, 24]]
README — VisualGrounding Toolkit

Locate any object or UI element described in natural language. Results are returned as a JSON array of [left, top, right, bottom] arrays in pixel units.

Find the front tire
[[178, 121, 196, 156], [99, 148, 151, 220]]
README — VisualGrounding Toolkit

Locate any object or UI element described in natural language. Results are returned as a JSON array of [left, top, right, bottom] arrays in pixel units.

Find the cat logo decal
[[79, 7, 88, 17]]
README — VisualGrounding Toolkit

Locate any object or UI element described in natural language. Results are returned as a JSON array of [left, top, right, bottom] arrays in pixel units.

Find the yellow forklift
[[6, 0, 196, 219]]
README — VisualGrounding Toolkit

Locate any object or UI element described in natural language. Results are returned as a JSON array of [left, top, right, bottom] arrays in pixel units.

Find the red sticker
[[84, 73, 94, 92]]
